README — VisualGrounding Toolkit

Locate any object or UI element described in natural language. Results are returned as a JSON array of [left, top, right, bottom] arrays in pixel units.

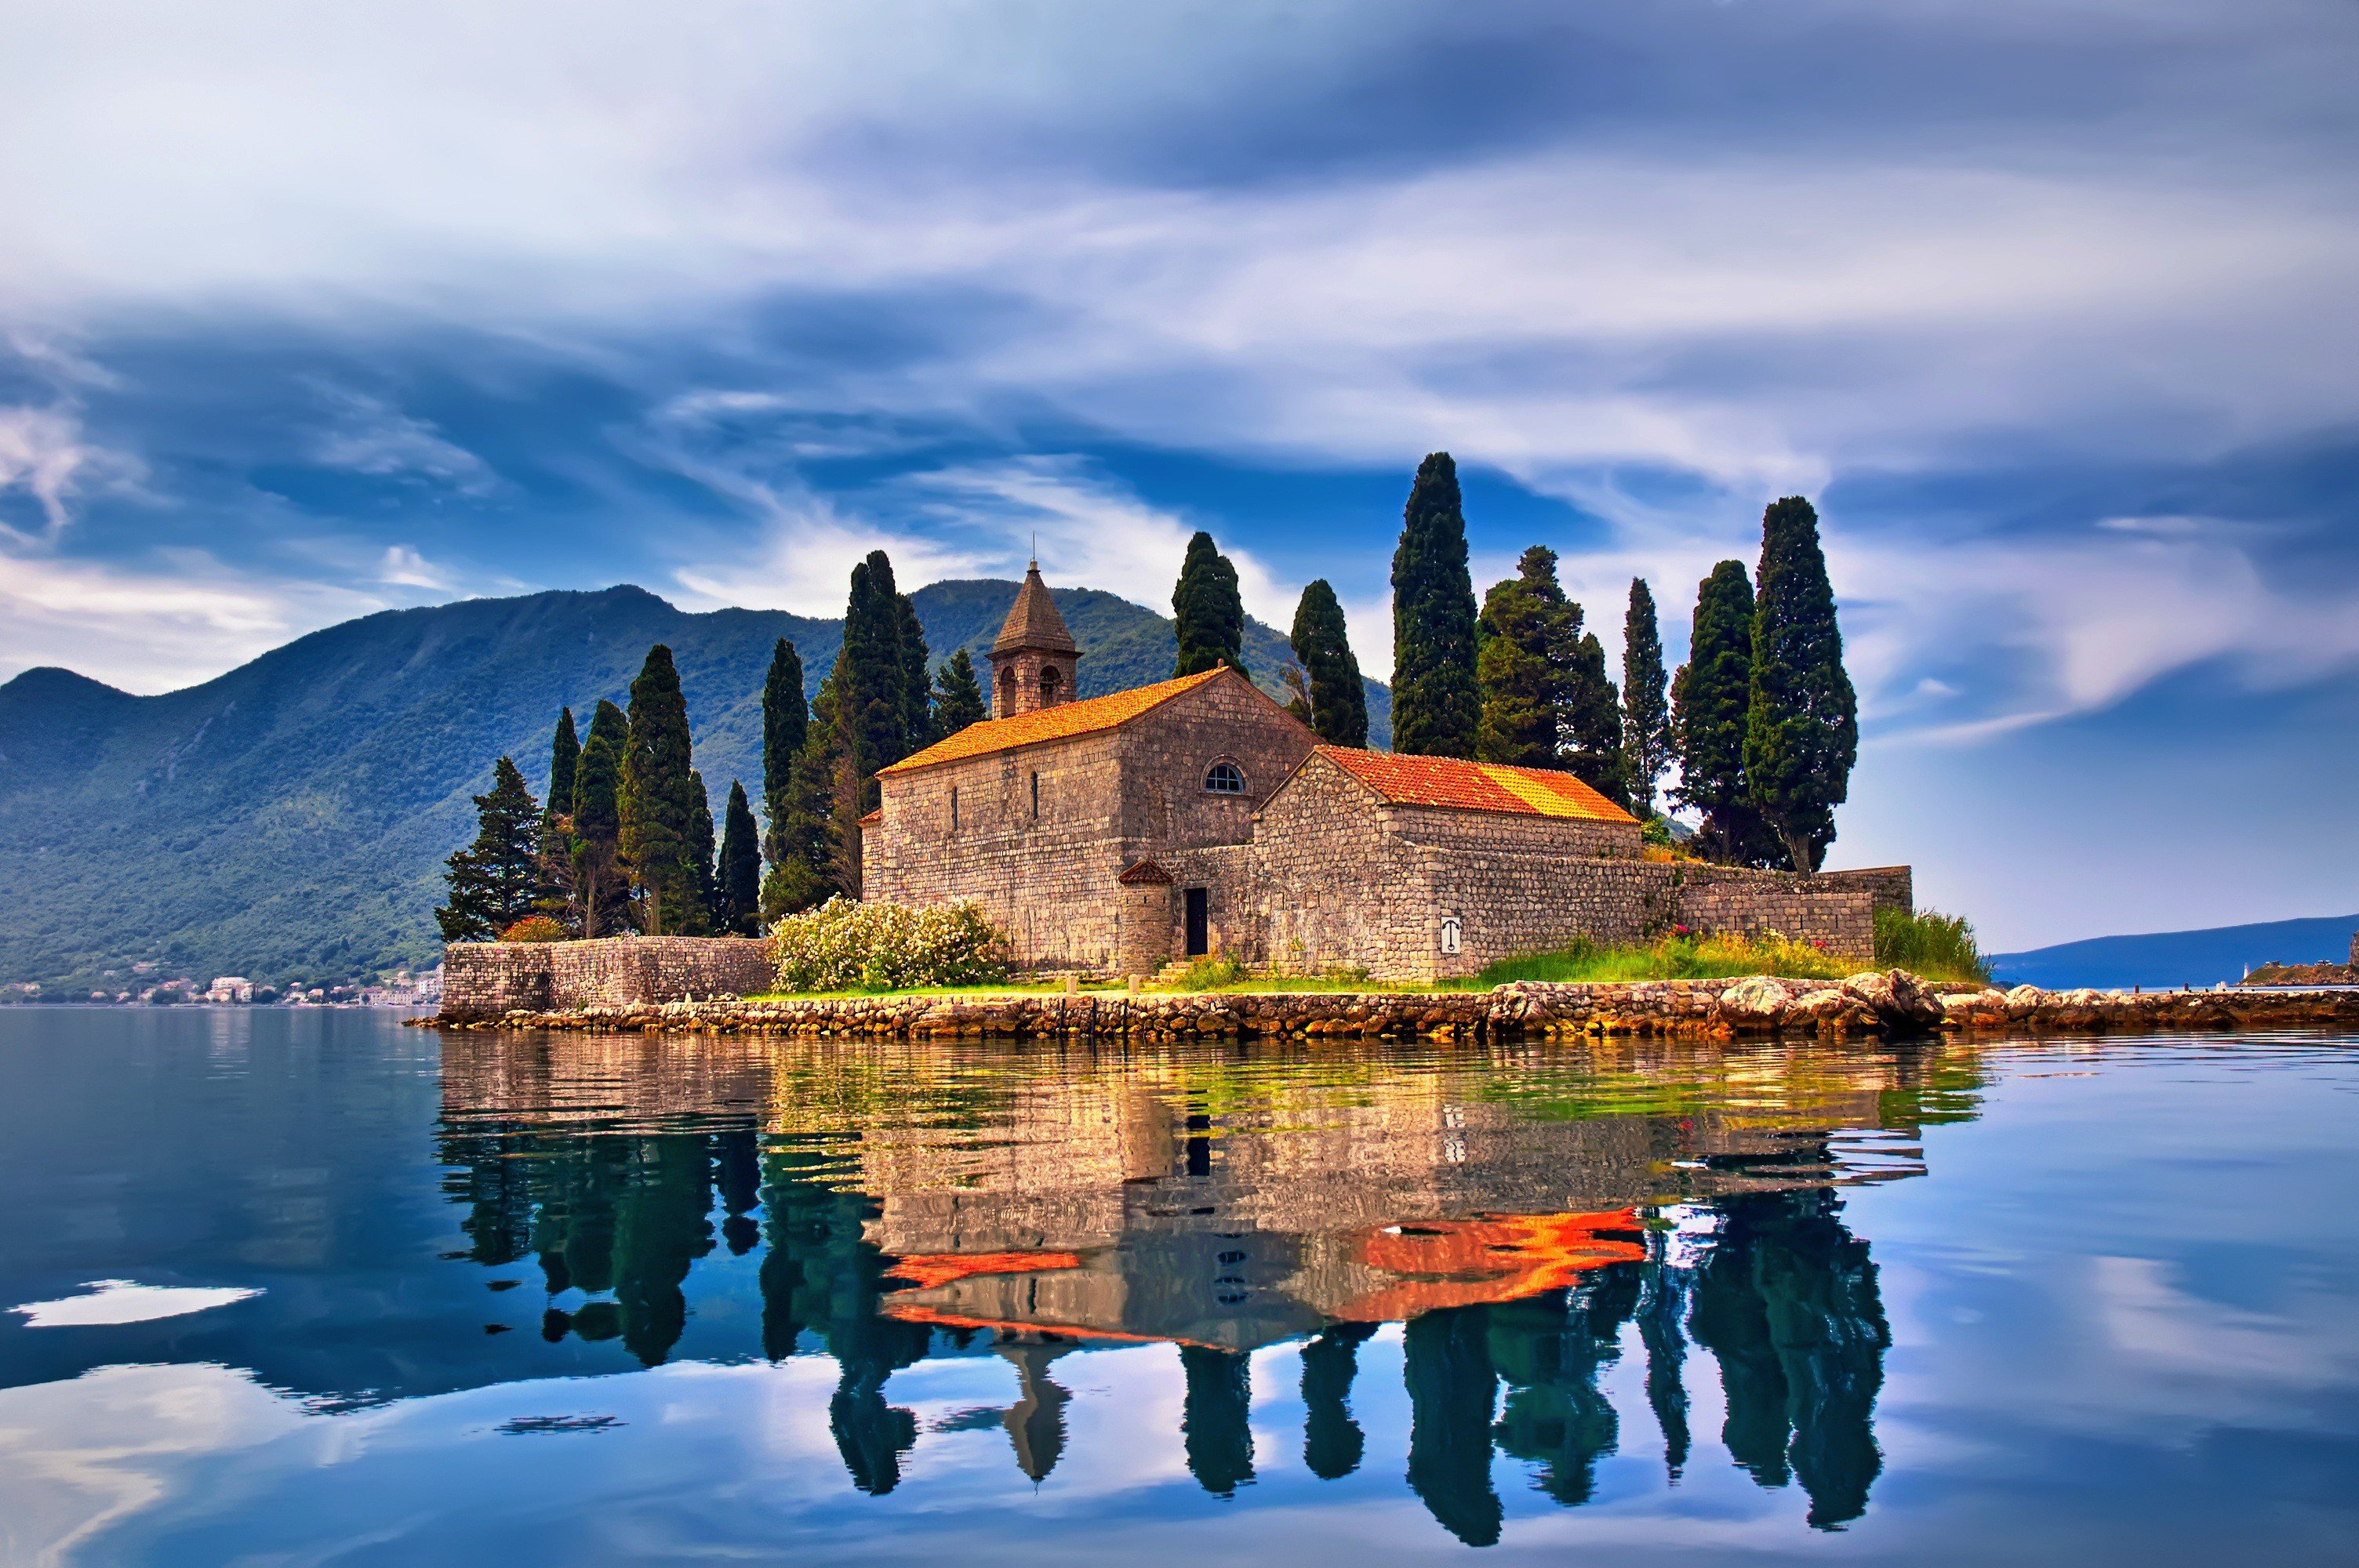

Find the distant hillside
[[1989, 913, 2359, 991], [0, 581, 1389, 992]]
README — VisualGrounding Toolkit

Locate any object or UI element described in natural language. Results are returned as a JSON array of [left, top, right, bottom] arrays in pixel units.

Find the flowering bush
[[769, 897, 1009, 993], [499, 916, 569, 943]]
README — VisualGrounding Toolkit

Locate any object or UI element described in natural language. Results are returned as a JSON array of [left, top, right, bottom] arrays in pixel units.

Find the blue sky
[[2, 1, 2355, 948]]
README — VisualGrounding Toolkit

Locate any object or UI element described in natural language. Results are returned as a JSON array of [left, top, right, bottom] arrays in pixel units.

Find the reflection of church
[[438, 1035, 1962, 1535]]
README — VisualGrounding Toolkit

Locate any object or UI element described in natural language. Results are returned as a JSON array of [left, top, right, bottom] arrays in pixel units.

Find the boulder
[[1841, 968, 1945, 1031], [1719, 975, 1794, 1025]]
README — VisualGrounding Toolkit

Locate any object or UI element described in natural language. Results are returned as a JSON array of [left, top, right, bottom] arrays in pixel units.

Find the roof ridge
[[878, 666, 1228, 775]]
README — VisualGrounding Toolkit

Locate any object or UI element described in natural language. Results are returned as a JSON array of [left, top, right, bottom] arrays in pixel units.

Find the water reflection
[[434, 1035, 1969, 1536]]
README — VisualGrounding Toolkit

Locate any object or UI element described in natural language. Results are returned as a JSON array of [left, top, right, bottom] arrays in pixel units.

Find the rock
[[1720, 975, 1794, 1025]]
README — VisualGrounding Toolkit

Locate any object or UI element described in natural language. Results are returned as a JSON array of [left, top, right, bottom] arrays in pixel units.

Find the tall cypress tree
[[716, 779, 761, 935], [1475, 546, 1575, 769], [572, 701, 634, 938], [1390, 452, 1480, 757], [1674, 561, 1779, 866], [620, 644, 707, 936], [836, 552, 925, 813], [1746, 496, 1859, 873], [685, 768, 718, 935], [1621, 580, 1670, 818], [535, 707, 581, 924], [932, 647, 987, 735], [892, 577, 933, 750], [1562, 628, 1627, 806], [1172, 531, 1247, 678], [1289, 579, 1367, 746], [437, 757, 541, 941], [760, 639, 806, 872]]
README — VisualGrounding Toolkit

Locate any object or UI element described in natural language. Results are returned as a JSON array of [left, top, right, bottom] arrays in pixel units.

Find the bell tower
[[987, 561, 1081, 720]]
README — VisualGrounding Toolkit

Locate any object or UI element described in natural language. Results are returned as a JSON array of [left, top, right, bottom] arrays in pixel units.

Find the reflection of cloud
[[12, 1279, 261, 1328], [2091, 1254, 2351, 1385]]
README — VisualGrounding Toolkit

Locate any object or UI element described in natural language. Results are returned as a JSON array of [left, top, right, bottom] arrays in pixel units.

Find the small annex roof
[[878, 666, 1230, 775], [1315, 746, 1638, 824], [992, 562, 1079, 655]]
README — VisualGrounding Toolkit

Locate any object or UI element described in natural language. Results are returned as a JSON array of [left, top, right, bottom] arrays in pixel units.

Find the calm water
[[1, 1010, 2354, 1566]]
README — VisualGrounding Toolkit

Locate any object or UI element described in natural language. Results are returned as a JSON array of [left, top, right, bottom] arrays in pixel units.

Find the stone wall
[[442, 937, 773, 1019], [1671, 878, 1875, 958]]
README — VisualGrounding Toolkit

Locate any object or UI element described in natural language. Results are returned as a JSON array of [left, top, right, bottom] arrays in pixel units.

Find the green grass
[[1872, 907, 1991, 984], [1464, 931, 1853, 987]]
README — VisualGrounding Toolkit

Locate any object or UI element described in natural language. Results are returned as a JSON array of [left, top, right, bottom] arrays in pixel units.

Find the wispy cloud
[[0, 404, 140, 545], [307, 387, 496, 494]]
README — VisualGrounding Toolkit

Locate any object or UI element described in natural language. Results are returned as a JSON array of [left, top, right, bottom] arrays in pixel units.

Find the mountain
[[1988, 913, 2359, 991], [0, 581, 1389, 993]]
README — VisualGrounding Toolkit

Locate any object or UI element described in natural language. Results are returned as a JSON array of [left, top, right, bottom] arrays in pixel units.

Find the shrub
[[1874, 907, 1991, 983], [499, 916, 569, 943], [769, 897, 1009, 993]]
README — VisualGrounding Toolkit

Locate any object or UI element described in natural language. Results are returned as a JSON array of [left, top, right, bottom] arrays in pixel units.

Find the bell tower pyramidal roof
[[993, 561, 1079, 655]]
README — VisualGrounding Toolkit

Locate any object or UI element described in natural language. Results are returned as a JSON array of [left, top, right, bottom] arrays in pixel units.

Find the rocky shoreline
[[423, 969, 2359, 1041]]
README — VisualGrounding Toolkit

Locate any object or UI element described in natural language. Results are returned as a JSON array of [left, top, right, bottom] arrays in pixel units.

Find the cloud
[[307, 387, 496, 494], [376, 543, 457, 592], [0, 404, 139, 544]]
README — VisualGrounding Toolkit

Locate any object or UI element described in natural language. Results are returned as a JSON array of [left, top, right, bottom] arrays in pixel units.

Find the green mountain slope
[[0, 580, 1387, 990]]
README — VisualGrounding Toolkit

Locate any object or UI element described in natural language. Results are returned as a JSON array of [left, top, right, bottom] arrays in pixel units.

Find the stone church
[[863, 564, 1908, 981]]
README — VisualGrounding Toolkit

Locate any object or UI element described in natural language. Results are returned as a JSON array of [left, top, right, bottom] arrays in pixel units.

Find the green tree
[[1563, 628, 1627, 806], [892, 580, 933, 748], [572, 702, 635, 938], [1390, 452, 1480, 757], [436, 756, 540, 941], [761, 679, 850, 920], [1475, 546, 1575, 768], [686, 768, 718, 933], [620, 644, 709, 935], [932, 647, 986, 735], [1289, 579, 1367, 746], [545, 706, 580, 819], [1746, 495, 1858, 873], [1674, 561, 1780, 866], [716, 779, 761, 935], [535, 707, 581, 925], [1622, 580, 1670, 818], [836, 552, 926, 813], [760, 638, 806, 872], [1172, 531, 1247, 678]]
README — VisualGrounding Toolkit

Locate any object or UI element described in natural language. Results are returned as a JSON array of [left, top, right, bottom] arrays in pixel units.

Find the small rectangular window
[[950, 786, 959, 833], [1030, 771, 1039, 819]]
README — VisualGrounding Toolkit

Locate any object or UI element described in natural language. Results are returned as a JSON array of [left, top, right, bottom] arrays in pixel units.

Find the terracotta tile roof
[[878, 666, 1228, 775], [992, 563, 1078, 654], [1317, 746, 1638, 823], [857, 808, 882, 828]]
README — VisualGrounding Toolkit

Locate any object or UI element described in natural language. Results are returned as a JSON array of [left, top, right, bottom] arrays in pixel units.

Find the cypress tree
[[620, 644, 708, 935], [1474, 546, 1575, 769], [932, 647, 986, 735], [1562, 628, 1627, 806], [1289, 579, 1367, 746], [763, 670, 856, 916], [1674, 562, 1779, 866], [685, 768, 718, 935], [1746, 495, 1859, 873], [1621, 580, 1670, 818], [892, 575, 933, 749], [836, 552, 925, 812], [436, 756, 541, 941], [1390, 452, 1480, 757], [572, 701, 634, 938], [1172, 531, 1248, 679], [717, 779, 761, 935], [760, 639, 806, 871], [535, 707, 581, 925]]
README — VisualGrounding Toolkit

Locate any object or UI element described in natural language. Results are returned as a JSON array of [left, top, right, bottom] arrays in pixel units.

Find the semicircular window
[[1204, 760, 1245, 795]]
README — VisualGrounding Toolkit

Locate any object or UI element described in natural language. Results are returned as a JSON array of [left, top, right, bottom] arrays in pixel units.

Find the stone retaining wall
[[442, 937, 773, 1017]]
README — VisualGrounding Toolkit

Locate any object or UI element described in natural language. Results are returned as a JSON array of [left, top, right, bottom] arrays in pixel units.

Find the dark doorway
[[1184, 887, 1209, 956]]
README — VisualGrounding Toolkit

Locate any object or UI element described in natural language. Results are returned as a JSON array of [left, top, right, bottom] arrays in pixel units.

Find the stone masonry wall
[[1671, 879, 1875, 959], [442, 937, 774, 1019]]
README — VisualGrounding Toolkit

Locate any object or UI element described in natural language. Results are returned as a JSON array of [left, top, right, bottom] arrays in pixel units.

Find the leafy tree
[[1390, 452, 1480, 757], [716, 779, 762, 935], [686, 768, 718, 932], [535, 707, 580, 926], [932, 647, 987, 735], [1289, 579, 1366, 746], [436, 756, 540, 941], [1476, 546, 1575, 769], [620, 644, 709, 935], [1172, 530, 1247, 678], [571, 702, 635, 938], [1621, 580, 1670, 818], [1562, 628, 1627, 806], [760, 638, 806, 872], [1674, 561, 1781, 867], [1746, 495, 1858, 873]]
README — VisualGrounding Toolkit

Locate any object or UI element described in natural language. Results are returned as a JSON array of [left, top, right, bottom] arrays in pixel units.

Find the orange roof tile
[[878, 666, 1230, 775], [1317, 746, 1638, 823]]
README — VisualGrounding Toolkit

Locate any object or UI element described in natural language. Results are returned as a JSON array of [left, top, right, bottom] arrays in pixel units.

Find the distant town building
[[206, 976, 256, 1004]]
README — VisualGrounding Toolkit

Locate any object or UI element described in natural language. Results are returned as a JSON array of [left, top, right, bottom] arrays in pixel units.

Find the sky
[[2, 0, 2354, 949]]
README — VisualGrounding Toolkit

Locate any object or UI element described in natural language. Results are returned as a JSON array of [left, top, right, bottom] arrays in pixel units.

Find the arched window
[[1204, 760, 1245, 795], [995, 667, 1014, 712], [1038, 665, 1062, 703]]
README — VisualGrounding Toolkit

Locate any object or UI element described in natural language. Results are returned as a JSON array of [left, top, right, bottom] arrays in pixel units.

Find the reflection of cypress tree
[[534, 1137, 627, 1298], [1403, 1307, 1502, 1547], [1490, 1265, 1641, 1507], [609, 1135, 716, 1367], [1301, 1322, 1378, 1479], [998, 1340, 1076, 1483], [439, 1120, 537, 1265], [1180, 1345, 1256, 1497], [1689, 1189, 1888, 1530], [712, 1129, 761, 1256], [1637, 1251, 1693, 1480]]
